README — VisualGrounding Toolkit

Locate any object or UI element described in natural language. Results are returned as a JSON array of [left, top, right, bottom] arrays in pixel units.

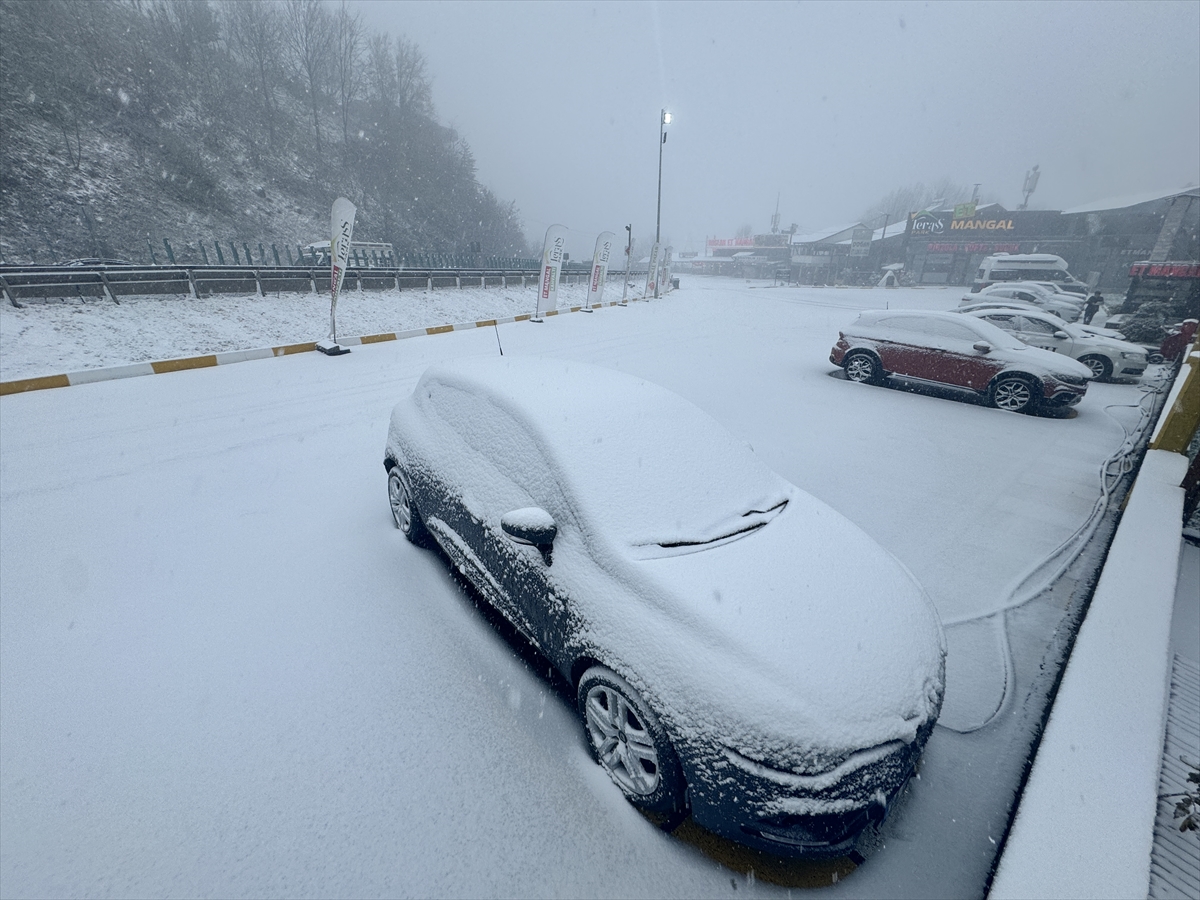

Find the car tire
[[988, 374, 1039, 413], [1078, 355, 1112, 381], [577, 665, 688, 822], [387, 465, 429, 546], [844, 350, 884, 385]]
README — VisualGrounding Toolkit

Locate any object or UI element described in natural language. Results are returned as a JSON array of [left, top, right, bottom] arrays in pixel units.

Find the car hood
[[584, 488, 946, 772]]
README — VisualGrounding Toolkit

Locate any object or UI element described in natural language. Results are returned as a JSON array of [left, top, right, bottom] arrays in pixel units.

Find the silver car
[[962, 308, 1147, 381]]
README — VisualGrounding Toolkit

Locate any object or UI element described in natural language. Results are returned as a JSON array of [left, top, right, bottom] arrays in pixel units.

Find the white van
[[971, 253, 1086, 293]]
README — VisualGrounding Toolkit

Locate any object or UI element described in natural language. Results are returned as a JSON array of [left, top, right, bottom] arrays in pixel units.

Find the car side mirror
[[1054, 331, 1069, 339], [973, 341, 992, 353], [502, 507, 557, 566]]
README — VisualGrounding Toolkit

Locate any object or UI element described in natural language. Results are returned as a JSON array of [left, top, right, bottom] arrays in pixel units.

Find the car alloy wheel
[[1078, 354, 1112, 381], [387, 467, 428, 545], [578, 666, 687, 819], [844, 351, 881, 385], [990, 376, 1035, 413]]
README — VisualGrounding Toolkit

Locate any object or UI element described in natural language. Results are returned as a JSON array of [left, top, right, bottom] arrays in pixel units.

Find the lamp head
[[662, 111, 672, 125]]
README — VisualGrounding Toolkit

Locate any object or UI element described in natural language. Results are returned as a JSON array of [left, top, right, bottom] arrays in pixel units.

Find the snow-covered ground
[[0, 279, 1163, 897]]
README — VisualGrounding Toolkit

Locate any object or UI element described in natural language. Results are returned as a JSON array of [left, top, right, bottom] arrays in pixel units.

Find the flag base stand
[[316, 339, 351, 356], [581, 307, 594, 313], [530, 317, 544, 323]]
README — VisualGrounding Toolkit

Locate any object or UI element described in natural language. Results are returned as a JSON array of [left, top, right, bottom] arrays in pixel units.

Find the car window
[[428, 383, 560, 511], [983, 314, 1018, 331], [923, 320, 980, 341], [1016, 316, 1057, 335], [1014, 291, 1039, 302]]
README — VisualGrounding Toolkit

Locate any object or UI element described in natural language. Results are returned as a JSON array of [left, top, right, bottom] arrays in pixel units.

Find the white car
[[964, 284, 1083, 321], [953, 302, 1126, 341], [962, 308, 1148, 381], [384, 356, 945, 856]]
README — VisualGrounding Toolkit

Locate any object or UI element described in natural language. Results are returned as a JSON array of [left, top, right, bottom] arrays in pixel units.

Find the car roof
[[414, 356, 787, 541]]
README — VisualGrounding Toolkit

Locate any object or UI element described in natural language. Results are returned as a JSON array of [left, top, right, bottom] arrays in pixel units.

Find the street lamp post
[[655, 108, 671, 298]]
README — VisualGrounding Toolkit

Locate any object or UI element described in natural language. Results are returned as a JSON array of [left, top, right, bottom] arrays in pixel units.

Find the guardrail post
[[146, 237, 158, 265], [200, 243, 210, 265], [243, 242, 253, 267], [309, 269, 317, 295], [0, 274, 19, 308], [272, 244, 281, 266], [185, 268, 198, 299], [456, 273, 461, 289], [214, 242, 224, 265], [162, 238, 176, 264], [427, 275, 433, 291], [252, 269, 265, 297], [98, 270, 116, 302], [230, 242, 240, 265]]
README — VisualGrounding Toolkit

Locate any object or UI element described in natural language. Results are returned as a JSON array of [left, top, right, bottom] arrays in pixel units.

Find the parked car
[[971, 253, 1087, 293], [964, 283, 1084, 321], [951, 302, 1126, 341], [961, 308, 1147, 381], [384, 356, 945, 856], [830, 310, 1092, 412]]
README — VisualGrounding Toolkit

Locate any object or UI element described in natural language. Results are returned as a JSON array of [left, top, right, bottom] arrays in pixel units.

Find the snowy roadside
[[0, 279, 601, 382], [0, 279, 952, 383]]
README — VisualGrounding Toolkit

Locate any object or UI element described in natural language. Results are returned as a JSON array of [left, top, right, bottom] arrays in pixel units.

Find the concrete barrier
[[990, 349, 1197, 900]]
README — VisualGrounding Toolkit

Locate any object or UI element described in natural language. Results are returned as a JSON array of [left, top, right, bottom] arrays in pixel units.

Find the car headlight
[[1121, 351, 1144, 360]]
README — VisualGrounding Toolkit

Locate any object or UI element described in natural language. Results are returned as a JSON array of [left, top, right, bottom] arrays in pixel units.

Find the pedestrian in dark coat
[[1083, 291, 1104, 325]]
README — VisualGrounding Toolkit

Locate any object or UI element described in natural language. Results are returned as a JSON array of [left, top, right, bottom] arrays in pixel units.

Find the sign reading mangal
[[949, 218, 1017, 231]]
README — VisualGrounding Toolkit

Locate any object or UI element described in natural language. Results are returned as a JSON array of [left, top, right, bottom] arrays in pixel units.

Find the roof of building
[[790, 223, 865, 245], [1062, 187, 1199, 215]]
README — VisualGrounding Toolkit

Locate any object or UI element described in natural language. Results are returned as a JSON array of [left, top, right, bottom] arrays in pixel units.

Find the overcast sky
[[357, 0, 1200, 257]]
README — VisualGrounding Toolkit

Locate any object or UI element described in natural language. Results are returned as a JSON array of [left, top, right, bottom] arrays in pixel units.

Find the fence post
[[243, 242, 253, 267], [272, 244, 281, 266], [146, 237, 158, 265], [229, 242, 240, 265], [200, 243, 210, 265], [253, 268, 265, 297], [285, 246, 293, 265], [258, 243, 266, 265], [215, 242, 225, 265], [163, 238, 176, 264]]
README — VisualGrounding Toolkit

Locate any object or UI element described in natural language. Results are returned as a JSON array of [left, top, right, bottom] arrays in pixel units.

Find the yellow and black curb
[[0, 300, 635, 397]]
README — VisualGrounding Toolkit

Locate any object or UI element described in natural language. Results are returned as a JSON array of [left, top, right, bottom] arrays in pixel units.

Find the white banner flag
[[586, 231, 615, 309], [662, 245, 673, 293], [536, 224, 567, 318], [644, 241, 661, 298], [329, 197, 357, 343]]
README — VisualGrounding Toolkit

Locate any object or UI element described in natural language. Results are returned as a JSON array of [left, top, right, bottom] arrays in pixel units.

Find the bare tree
[[860, 179, 982, 226], [225, 0, 283, 148], [333, 2, 364, 150], [283, 0, 333, 152]]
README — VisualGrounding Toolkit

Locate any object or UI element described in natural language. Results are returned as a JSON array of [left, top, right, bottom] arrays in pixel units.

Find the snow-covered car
[[962, 284, 1084, 321], [951, 302, 1126, 341], [830, 310, 1092, 412], [962, 308, 1148, 381], [384, 356, 945, 857]]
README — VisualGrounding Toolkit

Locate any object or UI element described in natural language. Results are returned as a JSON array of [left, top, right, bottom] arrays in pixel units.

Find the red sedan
[[829, 310, 1091, 413]]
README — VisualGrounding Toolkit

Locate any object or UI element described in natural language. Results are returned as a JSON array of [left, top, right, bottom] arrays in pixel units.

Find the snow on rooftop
[[790, 223, 864, 245], [1062, 186, 1199, 215]]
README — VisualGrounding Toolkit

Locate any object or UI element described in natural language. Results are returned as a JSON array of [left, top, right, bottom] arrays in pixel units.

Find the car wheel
[[988, 375, 1038, 413], [578, 666, 688, 821], [1078, 355, 1112, 381], [387, 466, 429, 545], [844, 350, 884, 385]]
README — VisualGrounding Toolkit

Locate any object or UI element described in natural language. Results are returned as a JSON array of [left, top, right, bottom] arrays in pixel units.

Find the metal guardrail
[[0, 264, 637, 306]]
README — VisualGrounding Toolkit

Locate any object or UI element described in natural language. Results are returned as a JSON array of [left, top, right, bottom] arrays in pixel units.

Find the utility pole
[[620, 224, 631, 305], [655, 109, 671, 298]]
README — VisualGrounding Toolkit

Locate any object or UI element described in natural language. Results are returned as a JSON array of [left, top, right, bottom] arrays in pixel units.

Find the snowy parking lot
[[0, 279, 1164, 897]]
